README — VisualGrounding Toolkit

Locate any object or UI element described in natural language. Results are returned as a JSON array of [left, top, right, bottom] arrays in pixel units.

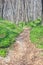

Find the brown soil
[[0, 28, 43, 65]]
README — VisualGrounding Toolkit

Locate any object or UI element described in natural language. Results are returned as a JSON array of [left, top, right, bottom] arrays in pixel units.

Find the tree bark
[[0, 0, 42, 23]]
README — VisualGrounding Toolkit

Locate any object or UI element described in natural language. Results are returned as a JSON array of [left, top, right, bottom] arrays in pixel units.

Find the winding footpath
[[0, 28, 43, 65]]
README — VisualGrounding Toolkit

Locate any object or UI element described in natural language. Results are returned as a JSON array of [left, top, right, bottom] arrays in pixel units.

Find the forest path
[[0, 28, 43, 65]]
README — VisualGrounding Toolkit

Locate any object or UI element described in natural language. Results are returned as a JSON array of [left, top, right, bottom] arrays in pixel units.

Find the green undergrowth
[[0, 17, 42, 57], [29, 18, 43, 49], [27, 18, 41, 27], [26, 18, 43, 49], [30, 26, 43, 49], [0, 49, 7, 57], [0, 19, 25, 57]]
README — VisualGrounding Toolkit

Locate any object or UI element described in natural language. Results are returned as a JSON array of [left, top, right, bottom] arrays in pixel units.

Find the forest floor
[[0, 28, 43, 65]]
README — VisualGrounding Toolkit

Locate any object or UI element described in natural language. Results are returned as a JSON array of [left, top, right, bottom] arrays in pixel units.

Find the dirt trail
[[0, 28, 43, 65]]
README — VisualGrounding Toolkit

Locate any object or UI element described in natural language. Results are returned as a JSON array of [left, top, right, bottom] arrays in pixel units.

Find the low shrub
[[30, 26, 43, 48], [27, 18, 41, 27], [18, 21, 26, 28], [0, 49, 7, 57]]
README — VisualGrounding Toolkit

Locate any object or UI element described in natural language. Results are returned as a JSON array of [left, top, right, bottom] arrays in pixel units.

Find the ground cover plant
[[27, 18, 41, 27], [30, 18, 43, 49], [30, 26, 43, 49], [0, 18, 24, 57]]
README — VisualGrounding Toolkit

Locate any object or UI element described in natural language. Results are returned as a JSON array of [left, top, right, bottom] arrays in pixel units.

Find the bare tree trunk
[[40, 0, 43, 25], [0, 0, 42, 23]]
